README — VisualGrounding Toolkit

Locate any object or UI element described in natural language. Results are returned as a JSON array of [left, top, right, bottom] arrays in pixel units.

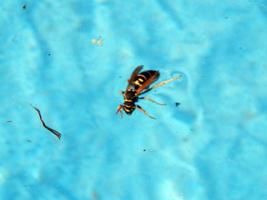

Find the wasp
[[117, 65, 181, 119]]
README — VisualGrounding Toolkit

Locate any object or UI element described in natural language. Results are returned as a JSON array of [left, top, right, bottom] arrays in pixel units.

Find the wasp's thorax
[[123, 89, 137, 101]]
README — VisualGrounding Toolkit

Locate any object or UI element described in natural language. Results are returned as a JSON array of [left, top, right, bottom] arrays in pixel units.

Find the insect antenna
[[116, 105, 124, 118]]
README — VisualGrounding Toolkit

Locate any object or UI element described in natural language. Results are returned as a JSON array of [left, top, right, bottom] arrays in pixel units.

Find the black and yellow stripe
[[132, 70, 158, 90], [123, 103, 135, 114], [122, 69, 159, 115]]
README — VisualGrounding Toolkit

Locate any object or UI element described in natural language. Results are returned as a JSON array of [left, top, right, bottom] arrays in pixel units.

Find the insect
[[117, 65, 181, 119]]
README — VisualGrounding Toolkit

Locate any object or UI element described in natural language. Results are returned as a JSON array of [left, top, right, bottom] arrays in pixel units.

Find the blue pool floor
[[0, 1, 267, 200]]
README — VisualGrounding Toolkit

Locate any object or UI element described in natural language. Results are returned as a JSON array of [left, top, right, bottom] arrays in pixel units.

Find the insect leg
[[136, 105, 156, 119], [141, 75, 182, 95], [139, 96, 166, 105], [139, 88, 152, 95]]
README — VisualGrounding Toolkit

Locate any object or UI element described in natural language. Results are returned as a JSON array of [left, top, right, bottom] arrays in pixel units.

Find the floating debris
[[31, 105, 61, 140], [91, 36, 103, 46], [22, 4, 27, 10], [5, 120, 12, 123], [175, 102, 180, 107]]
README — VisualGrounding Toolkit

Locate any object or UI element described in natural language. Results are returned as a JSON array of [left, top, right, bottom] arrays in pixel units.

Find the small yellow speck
[[91, 36, 103, 46]]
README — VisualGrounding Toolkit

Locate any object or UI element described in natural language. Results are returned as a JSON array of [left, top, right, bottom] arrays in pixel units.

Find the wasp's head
[[122, 103, 135, 115], [116, 103, 136, 117]]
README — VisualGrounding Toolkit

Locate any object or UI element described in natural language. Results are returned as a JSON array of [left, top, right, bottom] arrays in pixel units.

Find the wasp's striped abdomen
[[133, 70, 159, 90]]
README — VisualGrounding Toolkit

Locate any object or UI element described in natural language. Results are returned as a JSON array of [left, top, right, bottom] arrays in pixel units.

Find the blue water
[[1, 1, 267, 200]]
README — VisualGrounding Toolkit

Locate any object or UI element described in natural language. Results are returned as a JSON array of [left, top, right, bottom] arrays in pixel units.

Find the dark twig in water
[[31, 105, 61, 140]]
